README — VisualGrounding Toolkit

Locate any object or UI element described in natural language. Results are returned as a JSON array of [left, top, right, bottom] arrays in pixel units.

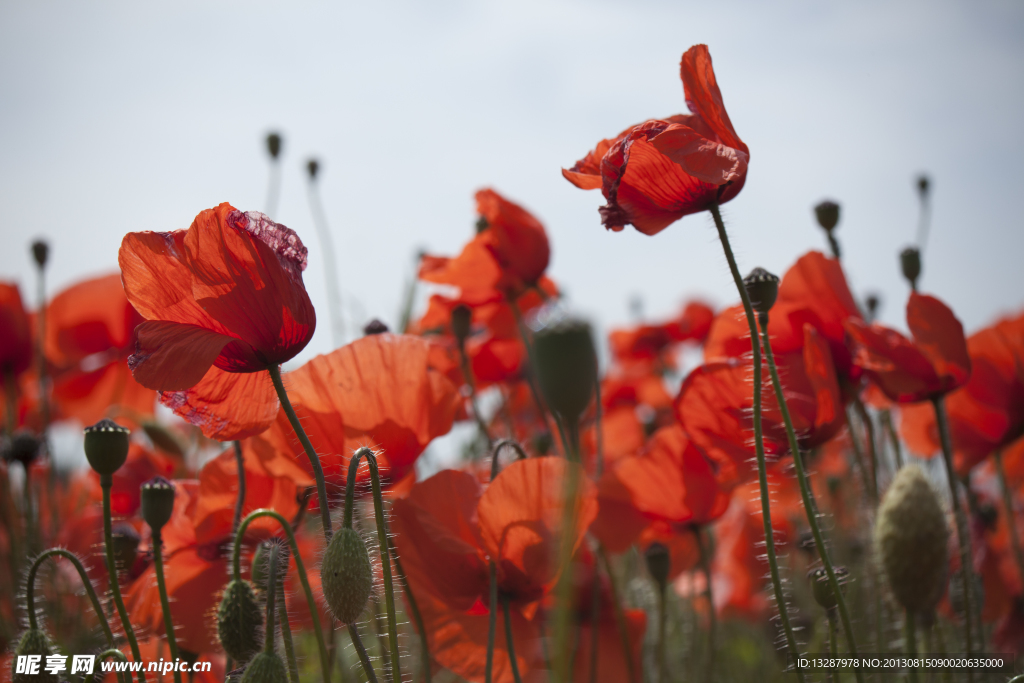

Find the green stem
[[152, 532, 183, 683], [85, 649, 129, 683], [708, 202, 805, 682], [995, 450, 1024, 606], [502, 597, 525, 683], [695, 528, 716, 683], [392, 552, 432, 683], [490, 439, 528, 481], [552, 433, 583, 683], [485, 561, 498, 683], [827, 611, 838, 683], [348, 623, 380, 683], [268, 364, 333, 543], [905, 611, 919, 683], [930, 396, 975, 678], [26, 548, 118, 648], [760, 314, 863, 683], [597, 545, 637, 683], [264, 543, 279, 656], [101, 477, 146, 683], [846, 405, 877, 505], [279, 583, 300, 683], [880, 409, 904, 470], [852, 396, 879, 501], [656, 582, 667, 683], [233, 509, 331, 683], [232, 441, 246, 534]]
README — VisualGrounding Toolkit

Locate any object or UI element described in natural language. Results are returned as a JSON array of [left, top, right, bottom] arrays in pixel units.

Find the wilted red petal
[[160, 365, 279, 441], [678, 44, 748, 156]]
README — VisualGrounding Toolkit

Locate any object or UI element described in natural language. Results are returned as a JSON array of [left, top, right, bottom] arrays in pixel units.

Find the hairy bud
[[217, 579, 264, 664], [13, 629, 58, 683], [241, 652, 288, 683], [321, 527, 373, 624]]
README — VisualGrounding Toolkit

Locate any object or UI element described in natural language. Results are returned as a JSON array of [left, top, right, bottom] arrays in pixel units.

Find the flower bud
[[865, 293, 881, 323], [900, 247, 921, 290], [30, 240, 49, 269], [140, 476, 175, 534], [809, 566, 849, 611], [321, 526, 373, 624], [743, 268, 779, 317], [111, 522, 141, 571], [363, 319, 389, 336], [307, 159, 319, 180], [251, 540, 290, 593], [814, 200, 840, 232], [241, 652, 288, 683], [266, 133, 282, 160], [533, 319, 597, 424], [3, 431, 41, 467], [84, 419, 130, 477], [141, 421, 185, 457], [874, 465, 949, 615], [13, 629, 58, 683], [217, 579, 264, 664], [450, 304, 472, 345], [644, 542, 670, 594]]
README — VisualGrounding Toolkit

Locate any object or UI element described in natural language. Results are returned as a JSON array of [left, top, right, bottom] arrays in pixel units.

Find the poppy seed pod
[[307, 159, 319, 179], [874, 465, 949, 615], [865, 293, 881, 322], [240, 652, 288, 683], [363, 319, 389, 336], [809, 566, 849, 611], [266, 133, 282, 160], [743, 268, 780, 317], [83, 419, 130, 477], [110, 522, 141, 571], [217, 579, 264, 664], [814, 200, 840, 232], [900, 247, 922, 290], [30, 240, 49, 269], [450, 304, 472, 344], [321, 526, 373, 624], [4, 431, 41, 467], [917, 174, 930, 198], [140, 476, 176, 534], [13, 629, 57, 683], [644, 542, 670, 594], [533, 319, 597, 424]]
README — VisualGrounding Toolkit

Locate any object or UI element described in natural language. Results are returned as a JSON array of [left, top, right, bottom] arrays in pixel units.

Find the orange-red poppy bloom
[[899, 311, 1024, 472], [119, 203, 315, 439], [475, 188, 551, 292], [845, 292, 970, 404], [562, 45, 748, 235], [44, 274, 156, 426], [391, 458, 597, 683], [0, 282, 32, 381], [608, 301, 714, 369]]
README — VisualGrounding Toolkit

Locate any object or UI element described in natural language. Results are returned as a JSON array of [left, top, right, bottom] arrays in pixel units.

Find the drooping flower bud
[[83, 419, 130, 477], [110, 522, 141, 571], [450, 304, 472, 345], [874, 465, 949, 615], [644, 542, 670, 594], [533, 319, 597, 425], [13, 629, 58, 683], [217, 579, 264, 664], [30, 240, 49, 269], [363, 319, 389, 336], [140, 476, 175, 534], [900, 247, 922, 290], [321, 526, 373, 624], [307, 159, 320, 180], [251, 540, 290, 594], [743, 268, 780, 317], [266, 133, 282, 160], [240, 652, 288, 683], [814, 200, 840, 232], [3, 431, 41, 467], [809, 566, 849, 611]]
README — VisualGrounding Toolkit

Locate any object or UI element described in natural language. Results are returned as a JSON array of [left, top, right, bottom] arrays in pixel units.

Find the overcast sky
[[2, 0, 1023, 370]]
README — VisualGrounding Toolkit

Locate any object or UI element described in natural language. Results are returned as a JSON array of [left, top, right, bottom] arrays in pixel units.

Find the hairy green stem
[[852, 396, 879, 501], [231, 441, 246, 534], [101, 477, 146, 683], [279, 583, 300, 683], [905, 611, 919, 683], [152, 531, 182, 683], [348, 623, 380, 683], [880, 409, 904, 470], [827, 611, 838, 683], [264, 543, 279, 656], [392, 552, 432, 683], [26, 548, 117, 648], [709, 203, 805, 682], [502, 598, 525, 683], [656, 581, 667, 683], [85, 649, 129, 683]]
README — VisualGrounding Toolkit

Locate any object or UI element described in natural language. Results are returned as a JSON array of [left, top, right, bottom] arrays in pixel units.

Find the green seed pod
[[533, 318, 597, 424], [31, 240, 49, 269], [84, 419, 130, 476], [140, 476, 176, 533], [644, 542, 670, 594], [321, 526, 373, 624], [814, 200, 840, 232], [875, 465, 949, 615], [900, 247, 922, 290], [240, 652, 288, 683], [266, 133, 282, 160], [743, 267, 780, 317], [809, 566, 849, 611], [217, 579, 264, 664], [13, 629, 58, 683]]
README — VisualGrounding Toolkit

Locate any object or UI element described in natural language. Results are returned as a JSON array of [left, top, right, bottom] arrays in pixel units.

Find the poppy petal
[[128, 320, 236, 391], [907, 292, 971, 392], [159, 365, 279, 440], [679, 44, 747, 156], [651, 123, 748, 186]]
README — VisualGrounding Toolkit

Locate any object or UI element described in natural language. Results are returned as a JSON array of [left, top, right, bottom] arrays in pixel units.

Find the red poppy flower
[[391, 458, 597, 683], [243, 333, 459, 505], [475, 188, 551, 292], [562, 45, 748, 235], [676, 324, 843, 486], [899, 312, 1024, 472], [44, 274, 156, 426], [119, 203, 315, 439], [845, 292, 970, 404], [0, 282, 32, 380], [609, 301, 714, 368]]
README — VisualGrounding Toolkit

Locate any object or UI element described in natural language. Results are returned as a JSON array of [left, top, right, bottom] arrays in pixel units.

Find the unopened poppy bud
[[140, 476, 175, 534], [363, 319, 389, 336], [111, 522, 141, 570], [217, 579, 264, 664], [141, 421, 185, 457], [4, 431, 41, 467], [644, 542, 670, 593], [84, 419, 130, 477], [321, 526, 373, 624], [900, 247, 921, 290], [743, 267, 779, 317], [875, 465, 949, 614], [533, 319, 597, 424], [240, 652, 288, 683], [814, 200, 840, 232], [251, 540, 290, 593], [451, 304, 472, 344], [30, 240, 49, 269], [266, 133, 282, 160], [809, 566, 848, 611], [307, 159, 319, 179], [13, 629, 58, 683]]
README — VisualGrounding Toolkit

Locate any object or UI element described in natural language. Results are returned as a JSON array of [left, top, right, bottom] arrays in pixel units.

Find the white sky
[[2, 0, 1023, 372]]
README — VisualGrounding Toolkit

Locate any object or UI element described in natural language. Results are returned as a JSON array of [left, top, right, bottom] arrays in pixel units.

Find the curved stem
[[995, 450, 1024, 605], [695, 528, 716, 683], [597, 545, 637, 683], [264, 543, 279, 656], [233, 509, 331, 683], [26, 548, 117, 648], [101, 477, 146, 683], [279, 583, 300, 683], [904, 611, 919, 683], [760, 314, 863, 683], [347, 623, 380, 683], [931, 396, 975, 675], [502, 597, 525, 683], [392, 552, 432, 683], [231, 441, 246, 534], [490, 439, 527, 481], [268, 364, 333, 543], [709, 202, 805, 682], [85, 649, 129, 683], [485, 561, 498, 683], [152, 532, 182, 683]]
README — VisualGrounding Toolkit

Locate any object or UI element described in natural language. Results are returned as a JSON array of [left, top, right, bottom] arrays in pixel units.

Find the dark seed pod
[[111, 522, 141, 571], [644, 542, 670, 594], [814, 200, 840, 232], [140, 477, 176, 533], [363, 319, 389, 336], [321, 527, 373, 624], [240, 652, 288, 683], [30, 240, 49, 269], [900, 247, 922, 290], [809, 566, 849, 611], [307, 159, 320, 180], [266, 133, 282, 160], [13, 629, 58, 683], [450, 304, 472, 344], [84, 419, 130, 477], [743, 268, 780, 317], [4, 431, 41, 467], [532, 319, 597, 425], [217, 579, 264, 664]]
